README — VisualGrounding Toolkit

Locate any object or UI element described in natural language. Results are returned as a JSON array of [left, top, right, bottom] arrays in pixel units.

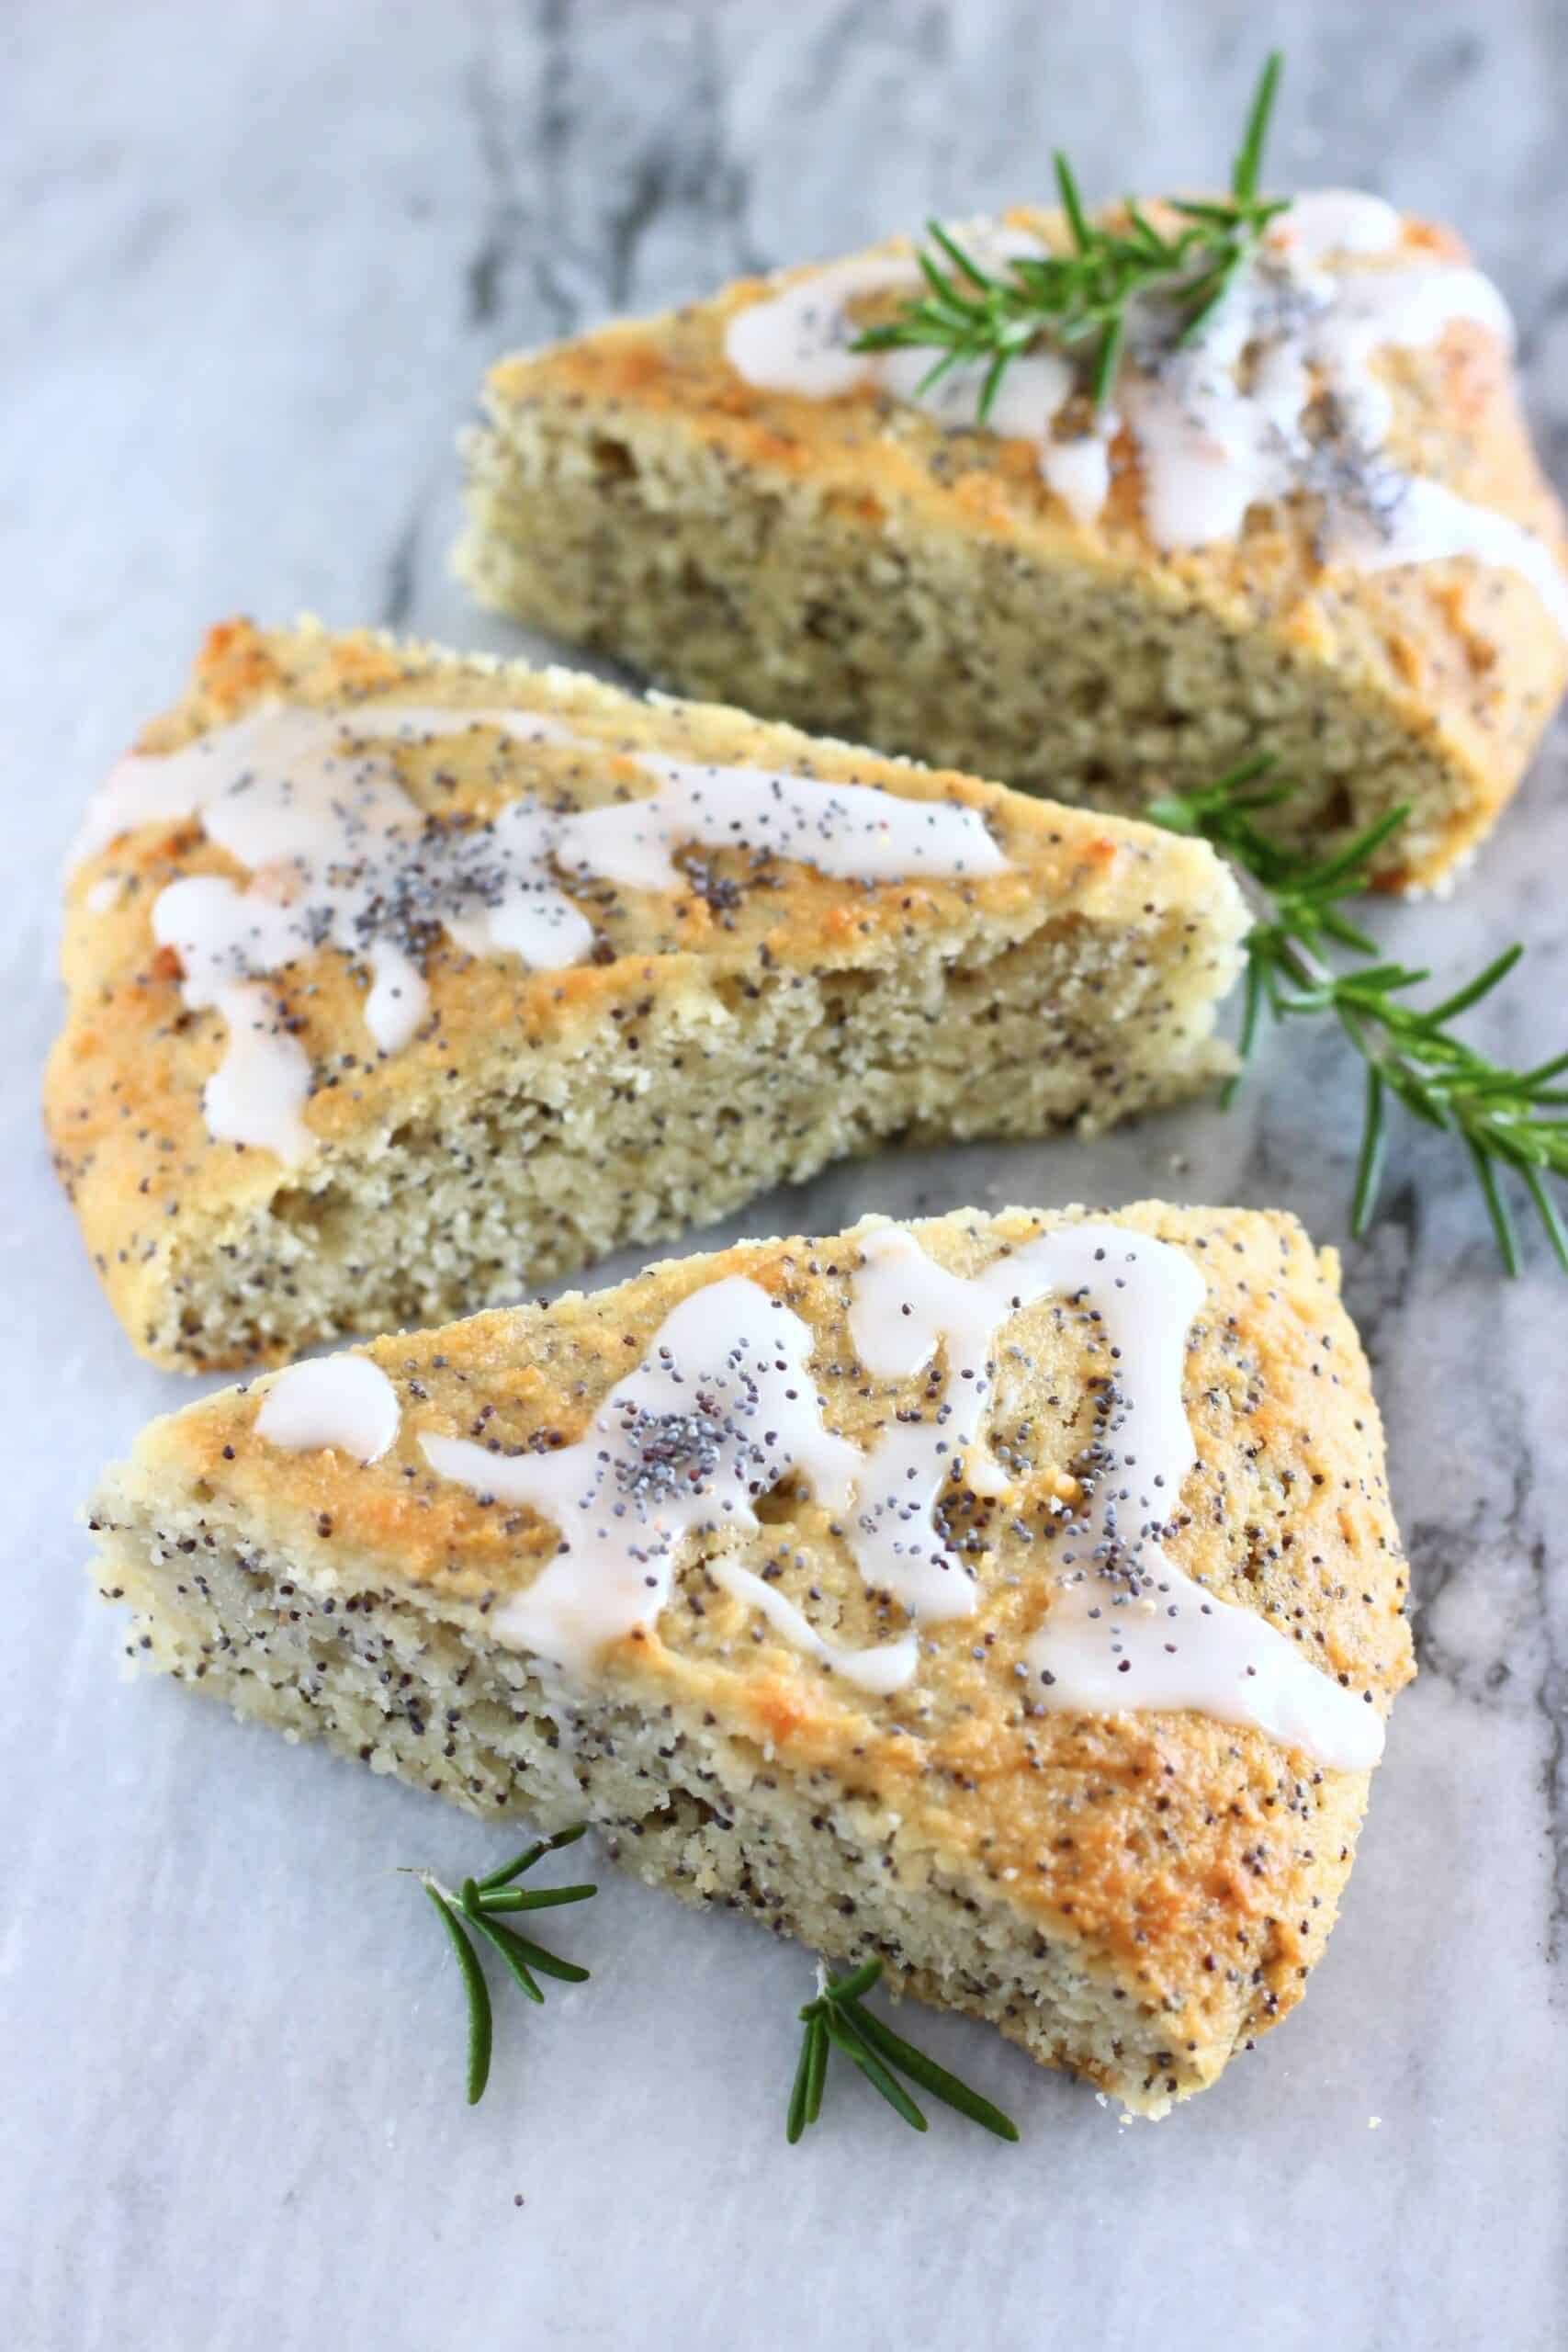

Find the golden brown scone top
[[46, 618, 1238, 1364], [113, 1200, 1414, 2064], [484, 201, 1568, 885]]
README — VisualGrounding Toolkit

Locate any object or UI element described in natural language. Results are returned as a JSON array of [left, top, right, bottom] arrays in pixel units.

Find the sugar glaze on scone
[[458, 190, 1568, 888], [46, 619, 1246, 1370], [69, 696, 1009, 1164], [87, 1202, 1413, 2114]]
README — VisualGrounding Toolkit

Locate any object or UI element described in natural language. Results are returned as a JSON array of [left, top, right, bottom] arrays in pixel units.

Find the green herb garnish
[[410, 1825, 594, 2105], [1148, 758, 1568, 1272], [785, 1958, 1020, 2144], [852, 51, 1285, 417]]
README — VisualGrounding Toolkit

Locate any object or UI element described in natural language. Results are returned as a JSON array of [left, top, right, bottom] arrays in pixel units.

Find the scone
[[457, 190, 1568, 890], [85, 1200, 1412, 2114], [47, 618, 1246, 1373]]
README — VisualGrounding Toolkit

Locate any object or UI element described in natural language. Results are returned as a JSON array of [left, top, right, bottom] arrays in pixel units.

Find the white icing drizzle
[[1270, 188, 1404, 266], [1313, 264, 1513, 447], [68, 702, 571, 873], [141, 704, 591, 1080], [255, 1351, 401, 1464], [414, 1221, 1383, 1769], [558, 752, 1006, 890], [708, 1561, 920, 1695], [77, 702, 1005, 1161], [725, 253, 931, 398], [723, 189, 1566, 635], [200, 980, 314, 1162], [847, 1221, 1382, 1770], [847, 1224, 1047, 1619], [1329, 474, 1568, 638], [420, 1276, 902, 1682], [85, 876, 119, 913], [725, 227, 1114, 520]]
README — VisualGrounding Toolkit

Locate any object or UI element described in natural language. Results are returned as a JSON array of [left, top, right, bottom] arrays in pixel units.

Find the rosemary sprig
[[852, 51, 1286, 417], [409, 1824, 594, 2104], [785, 1959, 1020, 2144], [1147, 758, 1568, 1272]]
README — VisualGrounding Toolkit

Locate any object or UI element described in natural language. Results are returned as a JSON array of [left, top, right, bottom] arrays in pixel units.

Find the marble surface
[[5, 3, 1566, 2346]]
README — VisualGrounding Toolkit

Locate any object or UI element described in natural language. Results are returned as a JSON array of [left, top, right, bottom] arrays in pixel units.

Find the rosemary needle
[[803, 2011, 829, 2128], [478, 1883, 597, 1914], [1146, 759, 1568, 1271], [786, 2014, 819, 2146], [410, 1826, 594, 2106], [844, 2004, 1021, 2141], [785, 1960, 1021, 2145], [424, 1883, 492, 2107], [488, 1935, 592, 1987], [852, 51, 1287, 417], [821, 2006, 929, 2132], [476, 1823, 588, 1894], [465, 1911, 547, 2006]]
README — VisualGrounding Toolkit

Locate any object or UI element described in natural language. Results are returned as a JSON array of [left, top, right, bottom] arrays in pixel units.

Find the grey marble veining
[[4, 4, 1566, 2346]]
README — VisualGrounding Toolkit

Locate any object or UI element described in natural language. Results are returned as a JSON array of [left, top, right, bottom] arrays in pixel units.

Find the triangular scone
[[86, 1200, 1412, 2115], [47, 619, 1245, 1373], [457, 192, 1568, 891]]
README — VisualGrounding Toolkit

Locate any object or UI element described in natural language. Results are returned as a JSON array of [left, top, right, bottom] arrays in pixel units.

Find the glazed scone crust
[[88, 1201, 1413, 2112], [457, 202, 1568, 889], [46, 618, 1246, 1370]]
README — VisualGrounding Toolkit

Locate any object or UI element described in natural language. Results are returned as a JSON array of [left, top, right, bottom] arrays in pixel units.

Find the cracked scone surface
[[46, 617, 1246, 1372], [457, 198, 1568, 889], [86, 1200, 1413, 2115]]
